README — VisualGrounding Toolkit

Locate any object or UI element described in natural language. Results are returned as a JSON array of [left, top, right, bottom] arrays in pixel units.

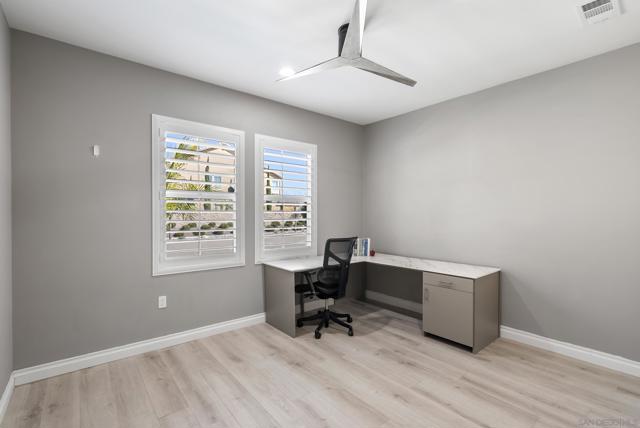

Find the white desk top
[[262, 252, 500, 280]]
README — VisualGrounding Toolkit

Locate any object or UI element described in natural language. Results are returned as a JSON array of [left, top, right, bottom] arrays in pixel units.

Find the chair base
[[297, 307, 353, 339]]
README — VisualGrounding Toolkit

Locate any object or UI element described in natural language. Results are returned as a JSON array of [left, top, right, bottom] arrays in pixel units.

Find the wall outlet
[[158, 295, 167, 309]]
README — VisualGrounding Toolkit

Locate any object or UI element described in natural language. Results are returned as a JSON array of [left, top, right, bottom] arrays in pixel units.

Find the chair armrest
[[303, 269, 319, 296]]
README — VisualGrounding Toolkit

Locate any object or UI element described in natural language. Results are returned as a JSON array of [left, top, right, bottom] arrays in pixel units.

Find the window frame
[[152, 114, 245, 276], [254, 134, 318, 264]]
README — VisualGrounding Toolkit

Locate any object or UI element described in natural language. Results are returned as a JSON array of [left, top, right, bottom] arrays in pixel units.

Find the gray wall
[[364, 43, 640, 361], [0, 8, 12, 388], [10, 28, 640, 368], [11, 31, 364, 368]]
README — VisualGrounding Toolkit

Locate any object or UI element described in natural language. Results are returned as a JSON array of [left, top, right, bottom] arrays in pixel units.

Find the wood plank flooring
[[2, 300, 639, 428]]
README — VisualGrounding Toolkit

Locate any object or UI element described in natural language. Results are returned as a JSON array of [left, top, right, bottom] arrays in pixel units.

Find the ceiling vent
[[578, 0, 621, 24]]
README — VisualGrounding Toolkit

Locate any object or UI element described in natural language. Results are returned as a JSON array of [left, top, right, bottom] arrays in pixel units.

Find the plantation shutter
[[153, 115, 244, 275], [255, 135, 317, 262]]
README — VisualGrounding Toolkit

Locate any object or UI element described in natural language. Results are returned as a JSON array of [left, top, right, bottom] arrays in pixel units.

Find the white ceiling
[[2, 0, 640, 124]]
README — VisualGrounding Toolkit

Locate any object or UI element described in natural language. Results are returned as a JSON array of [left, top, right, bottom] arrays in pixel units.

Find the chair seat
[[314, 282, 339, 297], [294, 283, 311, 294], [295, 281, 339, 299]]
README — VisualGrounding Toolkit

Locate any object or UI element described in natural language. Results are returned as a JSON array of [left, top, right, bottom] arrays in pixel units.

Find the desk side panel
[[473, 272, 501, 352], [264, 266, 297, 337]]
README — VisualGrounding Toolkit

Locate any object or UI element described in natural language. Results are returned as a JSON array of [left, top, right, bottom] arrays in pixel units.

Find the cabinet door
[[423, 284, 473, 347]]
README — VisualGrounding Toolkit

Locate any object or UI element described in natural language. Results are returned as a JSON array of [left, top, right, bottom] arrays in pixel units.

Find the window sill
[[153, 261, 246, 276], [255, 252, 317, 265]]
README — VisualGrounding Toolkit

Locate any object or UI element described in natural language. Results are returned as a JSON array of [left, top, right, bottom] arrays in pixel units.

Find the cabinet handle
[[438, 281, 454, 288], [424, 288, 429, 301]]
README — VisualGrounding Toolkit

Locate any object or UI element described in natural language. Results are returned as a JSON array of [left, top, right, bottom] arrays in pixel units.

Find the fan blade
[[352, 57, 417, 87], [340, 0, 367, 59], [277, 57, 348, 82]]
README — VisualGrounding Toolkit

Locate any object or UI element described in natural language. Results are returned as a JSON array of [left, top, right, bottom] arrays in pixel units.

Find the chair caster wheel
[[296, 319, 303, 328], [315, 330, 322, 339], [347, 316, 353, 323], [348, 329, 354, 337]]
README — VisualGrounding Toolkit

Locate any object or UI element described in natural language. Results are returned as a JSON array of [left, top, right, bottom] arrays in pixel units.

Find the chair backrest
[[322, 237, 357, 298]]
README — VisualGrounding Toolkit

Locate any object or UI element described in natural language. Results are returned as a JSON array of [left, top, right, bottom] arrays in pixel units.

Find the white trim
[[363, 290, 640, 378], [254, 134, 318, 264], [152, 114, 246, 276], [152, 261, 247, 277], [12, 312, 265, 386], [0, 372, 15, 426], [501, 326, 640, 378], [365, 290, 423, 314]]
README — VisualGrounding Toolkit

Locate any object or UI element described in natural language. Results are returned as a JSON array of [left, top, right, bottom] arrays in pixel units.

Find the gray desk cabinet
[[423, 271, 500, 353]]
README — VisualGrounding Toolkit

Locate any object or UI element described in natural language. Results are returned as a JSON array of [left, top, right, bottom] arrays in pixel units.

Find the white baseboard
[[13, 312, 265, 386], [0, 372, 15, 426], [365, 290, 422, 313], [8, 294, 639, 391], [363, 290, 640, 378], [501, 326, 640, 378]]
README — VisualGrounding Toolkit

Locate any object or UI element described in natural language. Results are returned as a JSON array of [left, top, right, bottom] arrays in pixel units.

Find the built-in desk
[[263, 253, 501, 353]]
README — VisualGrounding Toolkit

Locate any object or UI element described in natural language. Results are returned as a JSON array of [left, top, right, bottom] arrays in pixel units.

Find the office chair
[[295, 237, 357, 339]]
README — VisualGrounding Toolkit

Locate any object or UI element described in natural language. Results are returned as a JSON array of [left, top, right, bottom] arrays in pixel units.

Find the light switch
[[158, 295, 167, 309], [92, 145, 100, 157]]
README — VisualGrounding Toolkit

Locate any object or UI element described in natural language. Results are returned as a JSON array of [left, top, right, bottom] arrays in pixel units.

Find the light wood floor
[[2, 300, 639, 428]]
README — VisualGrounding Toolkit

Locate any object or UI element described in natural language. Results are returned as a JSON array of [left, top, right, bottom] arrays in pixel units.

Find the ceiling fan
[[278, 0, 417, 87]]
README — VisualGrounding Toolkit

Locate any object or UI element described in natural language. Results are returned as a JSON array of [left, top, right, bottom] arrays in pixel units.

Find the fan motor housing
[[338, 23, 349, 56]]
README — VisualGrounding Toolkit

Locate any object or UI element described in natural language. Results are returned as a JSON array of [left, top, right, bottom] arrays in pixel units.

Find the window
[[152, 115, 244, 275], [255, 134, 317, 263]]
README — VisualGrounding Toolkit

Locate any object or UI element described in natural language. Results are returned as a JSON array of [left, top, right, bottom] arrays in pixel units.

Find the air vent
[[578, 0, 621, 25]]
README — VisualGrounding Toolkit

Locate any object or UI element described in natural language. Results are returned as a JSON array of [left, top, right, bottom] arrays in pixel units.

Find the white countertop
[[262, 252, 500, 279]]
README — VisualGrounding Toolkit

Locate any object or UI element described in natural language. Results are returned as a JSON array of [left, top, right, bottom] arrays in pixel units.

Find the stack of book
[[354, 238, 371, 257]]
